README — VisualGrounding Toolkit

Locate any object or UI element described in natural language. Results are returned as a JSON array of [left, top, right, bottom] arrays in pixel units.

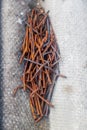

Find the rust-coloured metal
[[13, 6, 66, 122]]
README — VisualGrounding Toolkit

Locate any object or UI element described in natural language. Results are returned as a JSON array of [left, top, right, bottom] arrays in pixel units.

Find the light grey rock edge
[[41, 0, 87, 130], [1, 0, 49, 130], [0, 0, 3, 129]]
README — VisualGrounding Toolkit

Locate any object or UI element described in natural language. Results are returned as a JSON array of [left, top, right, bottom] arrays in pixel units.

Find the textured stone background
[[0, 0, 87, 130], [41, 0, 87, 130], [0, 0, 49, 130]]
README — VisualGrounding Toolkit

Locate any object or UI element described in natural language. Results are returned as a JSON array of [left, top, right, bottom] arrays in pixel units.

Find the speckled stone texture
[[41, 0, 87, 130], [0, 0, 49, 130], [0, 0, 87, 130]]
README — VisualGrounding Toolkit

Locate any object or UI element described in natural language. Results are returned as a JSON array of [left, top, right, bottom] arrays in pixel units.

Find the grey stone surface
[[41, 0, 87, 130], [1, 0, 49, 130], [0, 0, 87, 130]]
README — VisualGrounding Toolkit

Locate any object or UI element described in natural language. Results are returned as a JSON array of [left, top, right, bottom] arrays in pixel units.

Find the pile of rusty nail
[[14, 7, 61, 122]]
